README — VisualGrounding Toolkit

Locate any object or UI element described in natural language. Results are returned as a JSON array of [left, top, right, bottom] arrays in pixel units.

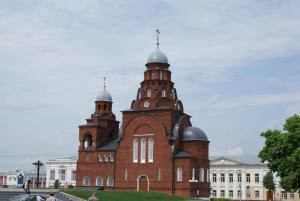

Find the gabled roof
[[210, 156, 244, 165], [97, 140, 118, 151], [210, 155, 263, 165]]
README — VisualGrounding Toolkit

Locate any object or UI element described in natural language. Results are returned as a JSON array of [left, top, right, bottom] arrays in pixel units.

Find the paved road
[[0, 191, 72, 201]]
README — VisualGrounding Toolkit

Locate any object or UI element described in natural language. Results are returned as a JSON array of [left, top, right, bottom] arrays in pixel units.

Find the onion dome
[[182, 127, 208, 141], [96, 88, 112, 102], [147, 50, 169, 64]]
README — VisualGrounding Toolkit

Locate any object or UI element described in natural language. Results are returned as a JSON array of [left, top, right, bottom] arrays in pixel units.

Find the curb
[[59, 191, 87, 201]]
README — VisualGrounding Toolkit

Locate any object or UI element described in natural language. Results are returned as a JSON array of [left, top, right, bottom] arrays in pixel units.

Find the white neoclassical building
[[45, 156, 77, 188], [210, 156, 300, 201]]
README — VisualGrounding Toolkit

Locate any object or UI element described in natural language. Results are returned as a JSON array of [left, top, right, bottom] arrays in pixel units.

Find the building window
[[221, 190, 225, 197], [133, 138, 138, 163], [255, 190, 260, 198], [147, 90, 151, 97], [206, 169, 210, 182], [221, 173, 225, 182], [160, 71, 163, 80], [157, 168, 161, 181], [140, 138, 146, 163], [83, 176, 90, 186], [177, 167, 183, 182], [238, 173, 241, 182], [152, 72, 156, 79], [98, 154, 102, 162], [50, 170, 55, 181], [212, 173, 217, 182], [72, 171, 76, 181], [124, 169, 128, 181], [282, 191, 287, 199], [200, 168, 205, 182], [162, 90, 166, 97], [104, 155, 108, 162], [229, 190, 233, 197], [212, 190, 217, 197], [110, 154, 114, 162], [246, 173, 250, 182], [96, 177, 103, 186], [238, 190, 242, 198], [229, 173, 233, 182], [107, 177, 114, 186], [148, 138, 154, 163], [59, 169, 66, 181], [255, 173, 259, 182]]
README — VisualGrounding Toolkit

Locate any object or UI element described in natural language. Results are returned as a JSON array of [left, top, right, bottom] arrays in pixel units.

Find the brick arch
[[133, 124, 154, 134], [119, 114, 167, 141]]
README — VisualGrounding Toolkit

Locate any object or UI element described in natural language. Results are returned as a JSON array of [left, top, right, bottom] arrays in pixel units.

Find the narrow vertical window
[[140, 138, 146, 163], [148, 138, 154, 163], [157, 168, 161, 181], [206, 169, 210, 182], [177, 167, 183, 182], [133, 139, 138, 163], [161, 90, 166, 97], [160, 71, 163, 80], [124, 168, 128, 181], [200, 168, 204, 182], [110, 154, 114, 162], [147, 90, 151, 97]]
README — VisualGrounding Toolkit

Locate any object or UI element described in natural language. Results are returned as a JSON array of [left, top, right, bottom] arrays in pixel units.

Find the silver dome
[[147, 50, 169, 64], [182, 127, 208, 141], [96, 88, 112, 102]]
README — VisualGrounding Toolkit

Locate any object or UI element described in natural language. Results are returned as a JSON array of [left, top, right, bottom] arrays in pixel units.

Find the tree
[[54, 179, 60, 189], [259, 114, 300, 191], [263, 172, 275, 191]]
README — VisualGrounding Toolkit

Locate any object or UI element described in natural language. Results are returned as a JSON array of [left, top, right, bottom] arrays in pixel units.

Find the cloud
[[210, 147, 244, 156]]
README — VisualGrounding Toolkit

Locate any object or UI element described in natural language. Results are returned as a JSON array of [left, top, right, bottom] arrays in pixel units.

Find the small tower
[[78, 77, 119, 152]]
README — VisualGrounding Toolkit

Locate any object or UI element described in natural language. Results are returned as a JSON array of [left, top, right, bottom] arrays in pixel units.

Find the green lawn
[[64, 189, 188, 201]]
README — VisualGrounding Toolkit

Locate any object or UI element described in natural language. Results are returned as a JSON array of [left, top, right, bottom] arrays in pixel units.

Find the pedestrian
[[46, 193, 57, 201], [24, 180, 31, 194], [88, 192, 99, 201]]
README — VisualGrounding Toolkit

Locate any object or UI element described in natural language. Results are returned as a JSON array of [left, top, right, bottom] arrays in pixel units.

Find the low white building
[[210, 156, 299, 201], [45, 156, 77, 188]]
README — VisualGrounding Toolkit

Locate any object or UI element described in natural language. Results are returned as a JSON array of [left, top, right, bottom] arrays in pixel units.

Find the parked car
[[9, 194, 63, 201]]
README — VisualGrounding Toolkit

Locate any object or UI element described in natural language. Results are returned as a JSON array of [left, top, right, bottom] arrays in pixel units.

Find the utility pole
[[32, 160, 44, 188]]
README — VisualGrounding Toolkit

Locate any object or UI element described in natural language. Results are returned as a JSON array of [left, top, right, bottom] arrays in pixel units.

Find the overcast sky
[[0, 0, 300, 171]]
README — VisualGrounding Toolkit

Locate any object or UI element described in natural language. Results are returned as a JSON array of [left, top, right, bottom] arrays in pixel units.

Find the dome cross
[[156, 29, 160, 50]]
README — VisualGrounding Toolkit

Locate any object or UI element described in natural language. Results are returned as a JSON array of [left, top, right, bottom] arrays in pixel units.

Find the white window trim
[[140, 138, 146, 163], [96, 177, 103, 186], [107, 177, 114, 186], [133, 138, 138, 163], [177, 167, 183, 182], [148, 138, 154, 163]]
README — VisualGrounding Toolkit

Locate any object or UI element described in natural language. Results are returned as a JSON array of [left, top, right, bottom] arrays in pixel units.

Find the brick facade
[[76, 48, 210, 198]]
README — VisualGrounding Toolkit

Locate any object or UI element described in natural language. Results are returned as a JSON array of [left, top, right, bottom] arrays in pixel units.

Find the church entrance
[[137, 175, 149, 192]]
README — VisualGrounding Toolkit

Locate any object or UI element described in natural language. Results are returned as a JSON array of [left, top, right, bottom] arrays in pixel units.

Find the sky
[[0, 0, 300, 170]]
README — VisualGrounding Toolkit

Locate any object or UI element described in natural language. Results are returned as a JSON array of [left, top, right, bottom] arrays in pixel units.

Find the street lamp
[[32, 160, 44, 188]]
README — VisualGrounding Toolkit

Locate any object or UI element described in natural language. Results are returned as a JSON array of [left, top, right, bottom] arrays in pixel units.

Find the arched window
[[107, 177, 114, 186], [161, 90, 166, 97], [148, 138, 154, 163], [98, 154, 102, 162], [104, 104, 107, 110], [83, 176, 90, 186], [140, 138, 146, 163], [152, 72, 156, 79], [133, 138, 138, 163], [110, 154, 114, 162], [177, 167, 183, 182], [160, 71, 163, 80], [147, 90, 151, 97], [96, 177, 103, 186], [104, 155, 108, 162]]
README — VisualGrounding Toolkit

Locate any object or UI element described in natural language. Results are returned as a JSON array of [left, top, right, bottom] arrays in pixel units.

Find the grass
[[64, 189, 188, 201]]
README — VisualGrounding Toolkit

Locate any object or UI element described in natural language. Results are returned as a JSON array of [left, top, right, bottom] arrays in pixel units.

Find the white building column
[[241, 170, 246, 200], [225, 171, 229, 198], [216, 170, 221, 197]]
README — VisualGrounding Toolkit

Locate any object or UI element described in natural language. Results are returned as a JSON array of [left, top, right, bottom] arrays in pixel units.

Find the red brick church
[[76, 34, 210, 198]]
